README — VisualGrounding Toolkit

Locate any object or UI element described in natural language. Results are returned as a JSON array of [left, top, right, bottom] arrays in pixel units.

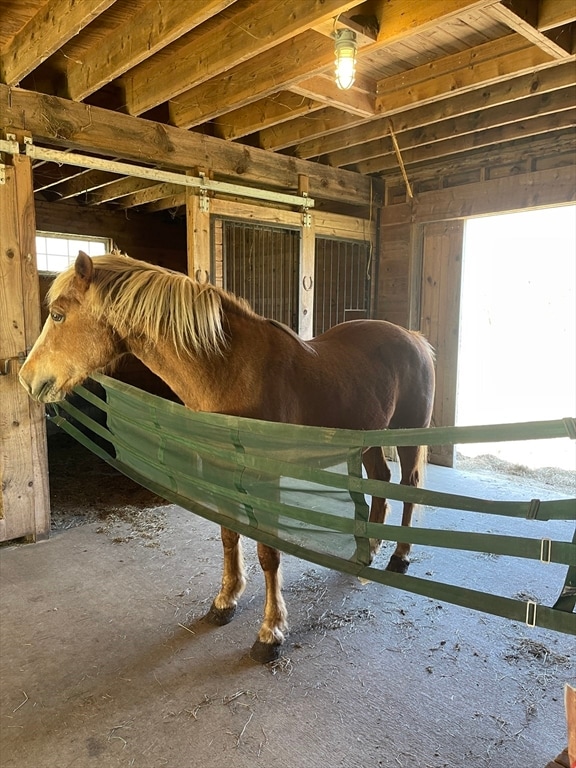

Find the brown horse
[[20, 251, 435, 662]]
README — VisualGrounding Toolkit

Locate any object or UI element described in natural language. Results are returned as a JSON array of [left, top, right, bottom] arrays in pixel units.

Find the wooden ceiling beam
[[89, 177, 163, 204], [169, 0, 499, 127], [356, 109, 576, 174], [64, 0, 237, 102], [0, 84, 380, 206], [169, 30, 334, 128], [116, 182, 183, 209], [375, 34, 559, 114], [538, 0, 576, 31], [33, 165, 86, 193], [212, 93, 325, 141], [51, 170, 120, 200], [332, 86, 575, 168], [290, 76, 376, 117], [382, 129, 576, 188], [485, 1, 572, 58], [141, 194, 186, 214], [0, 0, 114, 85], [259, 107, 367, 151], [122, 0, 360, 116], [296, 59, 576, 159]]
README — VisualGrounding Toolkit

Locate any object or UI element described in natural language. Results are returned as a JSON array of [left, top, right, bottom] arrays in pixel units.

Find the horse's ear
[[74, 250, 94, 294]]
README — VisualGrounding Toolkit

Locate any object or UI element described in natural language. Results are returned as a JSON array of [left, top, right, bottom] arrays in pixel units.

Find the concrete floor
[[0, 460, 574, 768]]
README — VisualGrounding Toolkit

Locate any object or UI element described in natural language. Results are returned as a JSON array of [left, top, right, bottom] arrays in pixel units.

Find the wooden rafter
[[0, 0, 114, 85], [295, 60, 576, 159], [64, 0, 237, 101], [121, 0, 360, 116], [212, 93, 325, 141], [356, 109, 576, 174], [336, 87, 576, 169]]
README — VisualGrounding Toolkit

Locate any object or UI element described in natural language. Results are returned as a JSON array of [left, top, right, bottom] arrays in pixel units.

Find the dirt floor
[[0, 432, 574, 768]]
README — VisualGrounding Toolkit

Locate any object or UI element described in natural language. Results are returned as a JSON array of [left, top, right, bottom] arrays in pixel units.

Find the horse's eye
[[50, 311, 65, 323]]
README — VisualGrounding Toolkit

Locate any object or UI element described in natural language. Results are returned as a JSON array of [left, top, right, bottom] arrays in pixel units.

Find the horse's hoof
[[204, 602, 237, 626], [386, 554, 409, 574], [250, 640, 282, 664]]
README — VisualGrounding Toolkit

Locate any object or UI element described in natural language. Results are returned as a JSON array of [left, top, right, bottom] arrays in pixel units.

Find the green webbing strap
[[49, 415, 576, 636], [61, 387, 576, 523], [50, 375, 575, 636], [54, 401, 576, 569]]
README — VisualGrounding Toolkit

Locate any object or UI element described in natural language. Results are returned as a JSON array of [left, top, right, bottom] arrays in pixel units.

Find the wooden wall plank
[[382, 165, 576, 225], [0, 155, 50, 541], [419, 220, 464, 467]]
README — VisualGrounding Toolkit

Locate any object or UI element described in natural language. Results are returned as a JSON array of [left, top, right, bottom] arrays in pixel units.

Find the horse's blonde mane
[[49, 253, 255, 355]]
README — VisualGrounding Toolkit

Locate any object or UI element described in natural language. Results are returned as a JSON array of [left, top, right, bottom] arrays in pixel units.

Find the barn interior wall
[[34, 199, 187, 271], [376, 141, 576, 463]]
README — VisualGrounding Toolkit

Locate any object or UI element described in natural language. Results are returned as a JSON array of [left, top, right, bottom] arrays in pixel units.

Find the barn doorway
[[456, 205, 576, 471]]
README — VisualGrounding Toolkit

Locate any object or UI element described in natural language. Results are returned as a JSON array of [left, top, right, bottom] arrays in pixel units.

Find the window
[[35, 233, 110, 273]]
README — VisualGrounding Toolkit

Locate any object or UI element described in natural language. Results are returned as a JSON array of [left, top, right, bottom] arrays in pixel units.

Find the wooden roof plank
[[212, 93, 325, 141], [0, 0, 115, 85], [122, 0, 360, 116], [356, 108, 576, 173], [296, 59, 576, 158], [64, 0, 237, 101]]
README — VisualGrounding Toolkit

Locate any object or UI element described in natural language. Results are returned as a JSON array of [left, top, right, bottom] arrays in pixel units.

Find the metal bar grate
[[314, 237, 371, 335], [222, 219, 300, 330]]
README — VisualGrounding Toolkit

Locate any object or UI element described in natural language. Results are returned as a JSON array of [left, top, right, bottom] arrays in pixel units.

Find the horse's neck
[[125, 336, 226, 411], [124, 312, 269, 413]]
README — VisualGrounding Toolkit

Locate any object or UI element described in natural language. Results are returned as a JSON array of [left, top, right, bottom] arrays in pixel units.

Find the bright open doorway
[[456, 205, 576, 472]]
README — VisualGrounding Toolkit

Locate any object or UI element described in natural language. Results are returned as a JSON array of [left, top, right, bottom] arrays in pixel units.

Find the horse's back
[[303, 319, 435, 430]]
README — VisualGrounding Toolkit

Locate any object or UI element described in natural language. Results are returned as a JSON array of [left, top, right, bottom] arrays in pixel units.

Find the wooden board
[[0, 153, 50, 542], [419, 220, 465, 467]]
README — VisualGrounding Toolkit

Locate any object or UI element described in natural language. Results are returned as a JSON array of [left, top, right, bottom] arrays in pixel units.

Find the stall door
[[221, 219, 300, 330]]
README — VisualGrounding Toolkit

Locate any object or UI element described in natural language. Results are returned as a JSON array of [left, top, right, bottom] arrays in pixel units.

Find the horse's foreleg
[[362, 447, 392, 562], [250, 542, 287, 663], [206, 526, 247, 625], [387, 445, 423, 574]]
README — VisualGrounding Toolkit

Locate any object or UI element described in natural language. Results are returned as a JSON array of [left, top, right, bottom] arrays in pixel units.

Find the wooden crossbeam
[[212, 93, 325, 141], [0, 84, 381, 207]]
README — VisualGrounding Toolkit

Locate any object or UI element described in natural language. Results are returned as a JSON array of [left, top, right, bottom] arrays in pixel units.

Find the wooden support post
[[0, 147, 50, 542], [185, 169, 211, 281], [298, 174, 315, 339], [419, 219, 464, 468]]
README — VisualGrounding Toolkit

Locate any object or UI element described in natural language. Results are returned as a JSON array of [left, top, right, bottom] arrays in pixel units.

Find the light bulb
[[334, 29, 357, 90]]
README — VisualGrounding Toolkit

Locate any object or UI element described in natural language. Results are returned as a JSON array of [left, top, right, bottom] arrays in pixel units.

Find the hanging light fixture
[[333, 28, 357, 90]]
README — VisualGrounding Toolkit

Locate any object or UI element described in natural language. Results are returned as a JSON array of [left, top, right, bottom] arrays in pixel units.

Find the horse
[[19, 251, 436, 662]]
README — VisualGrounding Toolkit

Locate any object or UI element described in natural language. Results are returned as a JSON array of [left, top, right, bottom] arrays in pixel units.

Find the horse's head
[[19, 251, 125, 403]]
